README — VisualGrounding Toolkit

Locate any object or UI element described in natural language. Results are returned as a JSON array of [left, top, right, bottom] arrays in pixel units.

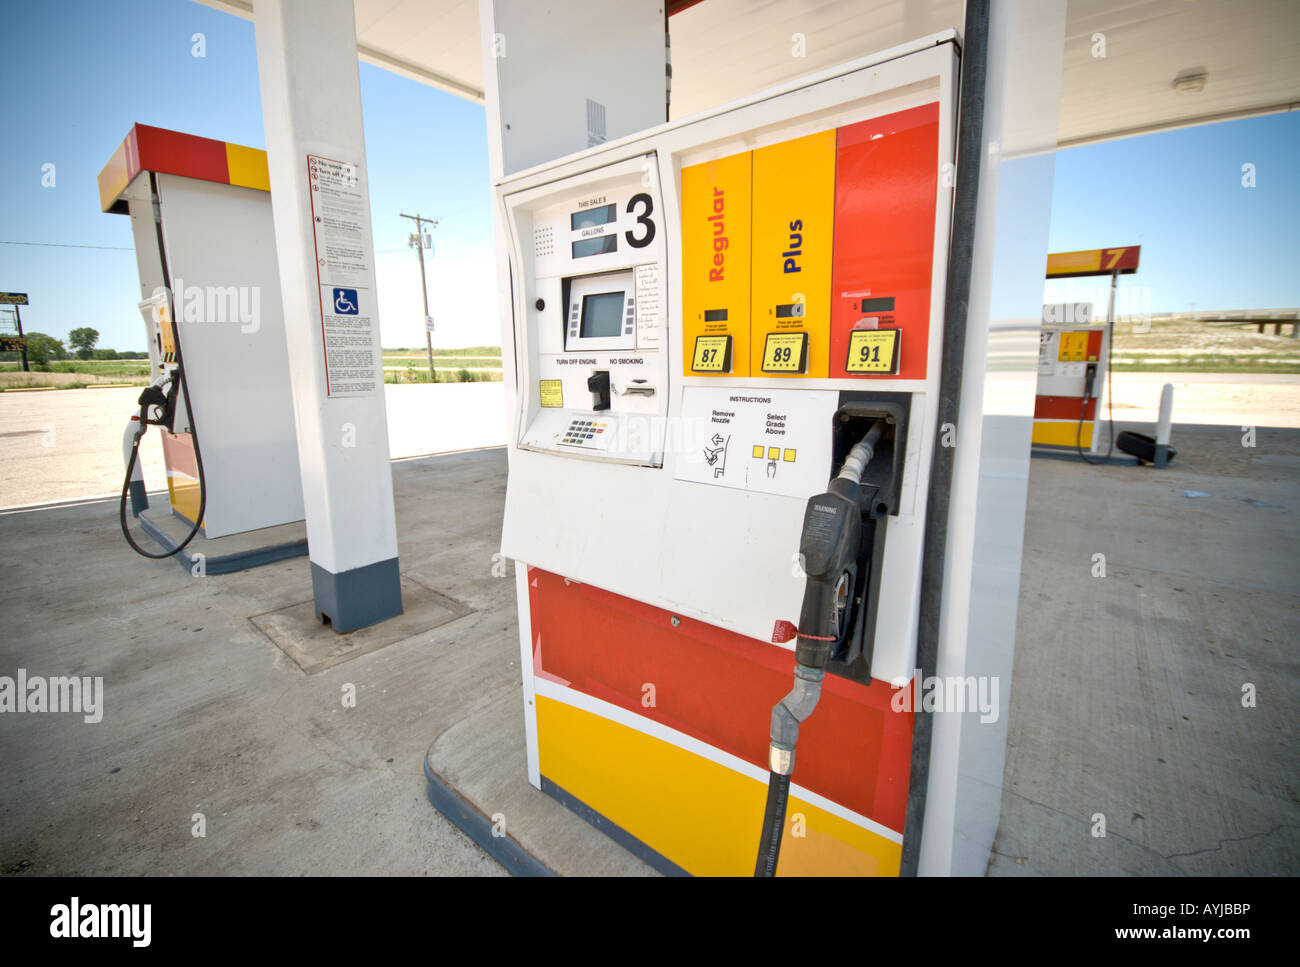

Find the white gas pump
[[493, 34, 964, 876]]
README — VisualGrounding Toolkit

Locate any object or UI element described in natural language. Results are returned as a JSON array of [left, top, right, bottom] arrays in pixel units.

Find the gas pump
[[97, 124, 305, 560], [496, 38, 959, 875]]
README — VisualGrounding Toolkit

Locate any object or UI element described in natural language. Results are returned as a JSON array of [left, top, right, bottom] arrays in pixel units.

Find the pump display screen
[[572, 236, 618, 259], [580, 292, 626, 338], [571, 204, 617, 230]]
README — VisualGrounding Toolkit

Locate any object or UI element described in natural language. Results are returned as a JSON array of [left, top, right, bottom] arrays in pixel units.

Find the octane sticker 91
[[845, 329, 900, 374]]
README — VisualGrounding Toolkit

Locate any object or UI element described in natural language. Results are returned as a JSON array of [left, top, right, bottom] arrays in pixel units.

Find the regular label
[[692, 335, 731, 373], [761, 332, 808, 373], [681, 150, 752, 377], [845, 329, 900, 374], [309, 154, 378, 398], [539, 379, 563, 408]]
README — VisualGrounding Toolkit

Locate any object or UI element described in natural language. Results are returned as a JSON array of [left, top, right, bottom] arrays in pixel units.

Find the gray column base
[[1154, 443, 1169, 469], [310, 557, 403, 633]]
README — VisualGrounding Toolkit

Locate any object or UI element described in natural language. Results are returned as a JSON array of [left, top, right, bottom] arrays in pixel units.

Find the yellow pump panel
[[750, 131, 835, 378], [682, 151, 752, 376]]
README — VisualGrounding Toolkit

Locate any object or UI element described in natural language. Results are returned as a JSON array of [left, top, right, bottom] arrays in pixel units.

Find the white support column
[[919, 0, 1067, 875], [253, 0, 402, 632]]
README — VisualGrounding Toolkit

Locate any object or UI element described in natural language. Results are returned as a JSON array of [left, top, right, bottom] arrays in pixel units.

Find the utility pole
[[15, 304, 29, 372], [400, 212, 438, 380]]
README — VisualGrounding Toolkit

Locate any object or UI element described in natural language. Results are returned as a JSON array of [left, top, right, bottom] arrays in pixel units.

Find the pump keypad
[[560, 418, 609, 448]]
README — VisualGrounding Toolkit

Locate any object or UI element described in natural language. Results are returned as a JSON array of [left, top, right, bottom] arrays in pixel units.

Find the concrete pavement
[[0, 414, 1295, 875]]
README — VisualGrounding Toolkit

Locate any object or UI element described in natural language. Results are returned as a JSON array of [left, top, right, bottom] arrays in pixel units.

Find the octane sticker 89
[[761, 332, 808, 373], [846, 329, 900, 374]]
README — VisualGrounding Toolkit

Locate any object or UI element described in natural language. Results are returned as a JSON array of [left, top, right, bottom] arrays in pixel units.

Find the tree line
[[0, 328, 148, 367]]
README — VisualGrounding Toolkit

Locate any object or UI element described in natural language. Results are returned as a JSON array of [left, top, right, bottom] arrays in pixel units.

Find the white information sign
[[634, 263, 662, 348], [674, 386, 838, 499], [308, 154, 378, 398]]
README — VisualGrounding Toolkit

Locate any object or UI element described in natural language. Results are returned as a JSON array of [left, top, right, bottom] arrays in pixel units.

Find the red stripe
[[1087, 330, 1103, 360], [529, 567, 913, 832], [133, 124, 229, 186], [1035, 395, 1097, 420], [829, 103, 940, 380]]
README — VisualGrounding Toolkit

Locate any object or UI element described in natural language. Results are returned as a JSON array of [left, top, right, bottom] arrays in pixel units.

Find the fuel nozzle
[[755, 419, 885, 877]]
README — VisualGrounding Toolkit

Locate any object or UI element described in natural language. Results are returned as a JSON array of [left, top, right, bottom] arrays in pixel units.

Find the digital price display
[[572, 235, 617, 259], [845, 329, 900, 374], [570, 204, 616, 230]]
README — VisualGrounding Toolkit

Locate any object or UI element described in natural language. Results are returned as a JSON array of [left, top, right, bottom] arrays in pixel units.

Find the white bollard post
[[1154, 382, 1174, 468]]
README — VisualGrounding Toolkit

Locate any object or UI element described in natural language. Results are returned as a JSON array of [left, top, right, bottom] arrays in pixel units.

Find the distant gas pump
[[97, 125, 306, 562]]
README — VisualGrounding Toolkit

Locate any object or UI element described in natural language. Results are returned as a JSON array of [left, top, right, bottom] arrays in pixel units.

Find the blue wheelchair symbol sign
[[333, 288, 359, 315]]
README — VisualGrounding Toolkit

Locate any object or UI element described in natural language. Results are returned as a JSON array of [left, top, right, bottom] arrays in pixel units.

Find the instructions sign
[[675, 386, 836, 499], [308, 154, 378, 398]]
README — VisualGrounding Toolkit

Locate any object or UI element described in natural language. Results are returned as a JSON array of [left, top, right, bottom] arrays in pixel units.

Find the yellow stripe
[[536, 694, 899, 876], [166, 473, 203, 527], [1032, 420, 1093, 447], [225, 143, 270, 192], [1046, 249, 1103, 276], [97, 141, 132, 212], [749, 130, 836, 378]]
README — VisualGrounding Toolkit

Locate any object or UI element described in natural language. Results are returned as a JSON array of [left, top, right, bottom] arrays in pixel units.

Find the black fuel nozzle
[[137, 383, 169, 411], [793, 419, 884, 668], [137, 374, 178, 430], [756, 419, 886, 876], [769, 419, 886, 767], [793, 479, 862, 670]]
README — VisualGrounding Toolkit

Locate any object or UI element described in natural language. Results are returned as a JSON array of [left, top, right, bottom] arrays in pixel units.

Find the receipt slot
[[495, 40, 963, 875]]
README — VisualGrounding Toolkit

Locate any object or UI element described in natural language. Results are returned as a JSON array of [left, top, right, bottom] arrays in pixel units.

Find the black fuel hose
[[118, 172, 207, 559], [754, 773, 791, 876], [1077, 315, 1115, 465]]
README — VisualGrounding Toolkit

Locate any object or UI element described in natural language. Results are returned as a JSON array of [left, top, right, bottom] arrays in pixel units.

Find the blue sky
[[0, 0, 494, 351], [1, 0, 1296, 350], [1044, 110, 1299, 318]]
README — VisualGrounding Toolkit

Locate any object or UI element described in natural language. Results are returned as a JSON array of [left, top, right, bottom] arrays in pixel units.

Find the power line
[[1, 239, 133, 250]]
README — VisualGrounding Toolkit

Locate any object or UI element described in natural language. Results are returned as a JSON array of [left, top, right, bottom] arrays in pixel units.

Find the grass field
[[0, 359, 152, 391], [5, 324, 1299, 390], [1110, 316, 1300, 373], [0, 351, 504, 390], [383, 347, 503, 383], [383, 346, 502, 358]]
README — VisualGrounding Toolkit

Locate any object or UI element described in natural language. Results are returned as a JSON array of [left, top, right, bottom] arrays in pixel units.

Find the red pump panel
[[528, 567, 914, 832], [829, 103, 940, 380]]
